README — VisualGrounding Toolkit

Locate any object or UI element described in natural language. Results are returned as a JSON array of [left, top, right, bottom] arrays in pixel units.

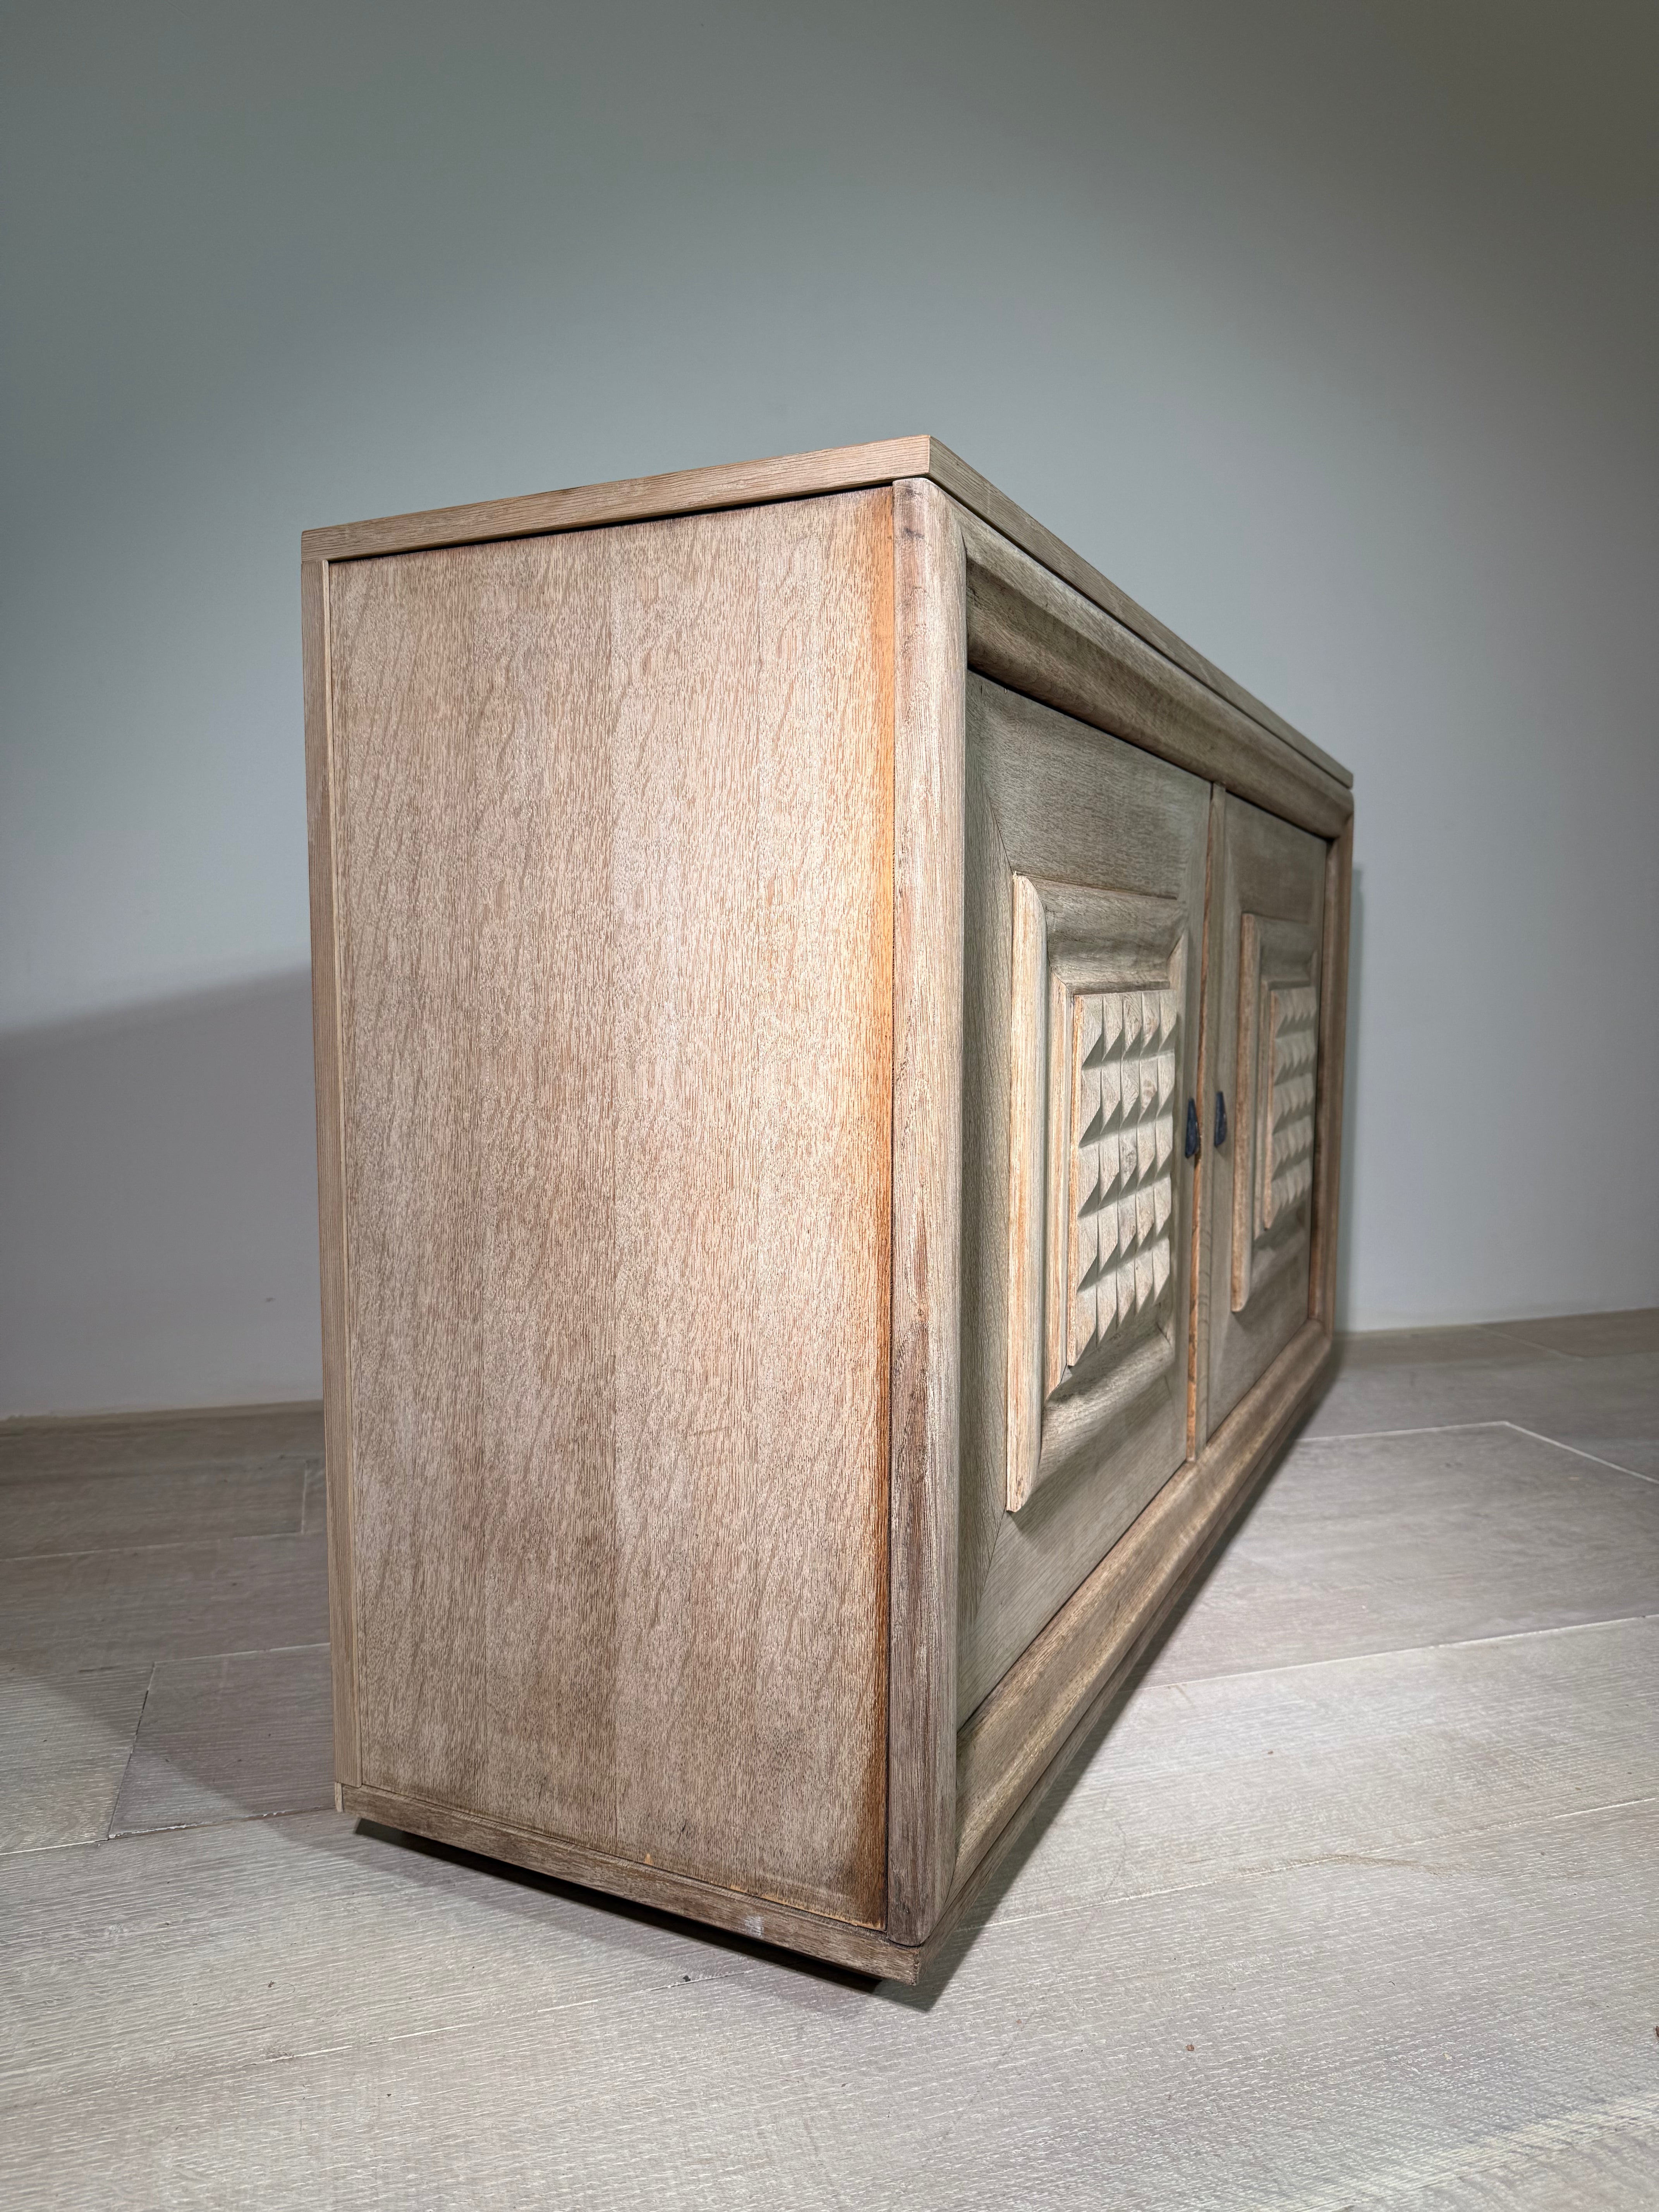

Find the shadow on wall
[[0, 974, 323, 1418], [0, 873, 1370, 1415]]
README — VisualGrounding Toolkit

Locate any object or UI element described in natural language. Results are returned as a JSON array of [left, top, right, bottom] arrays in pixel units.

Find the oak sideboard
[[302, 437, 1353, 1981]]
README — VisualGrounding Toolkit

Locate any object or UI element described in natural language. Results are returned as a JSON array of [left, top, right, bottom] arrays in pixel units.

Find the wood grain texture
[[323, 493, 893, 1927], [0, 1459, 306, 1558], [0, 1807, 678, 2086], [993, 1613, 1659, 1920], [885, 479, 966, 1944], [1308, 814, 1353, 1332], [607, 492, 894, 1923], [1004, 873, 1048, 1514], [957, 678, 1209, 1720], [1228, 911, 1263, 1310], [14, 1333, 1659, 2207], [0, 1402, 323, 1478], [921, 440, 1347, 788], [952, 499, 1352, 840], [302, 554, 360, 1790], [304, 449, 1358, 1970], [7, 1799, 1655, 2203], [331, 526, 609, 1841], [1203, 795, 1329, 1432], [1046, 911, 1185, 1405], [339, 1784, 923, 1983], [1187, 788, 1228, 1458], [1258, 984, 1318, 1227], [303, 437, 934, 563], [6, 1796, 1652, 2204], [0, 1533, 330, 1671], [1003, 878, 1191, 1513], [952, 1318, 1334, 1900], [1227, 934, 1319, 1321], [1144, 1419, 1659, 1684], [303, 433, 1348, 795], [0, 1662, 151, 1851]]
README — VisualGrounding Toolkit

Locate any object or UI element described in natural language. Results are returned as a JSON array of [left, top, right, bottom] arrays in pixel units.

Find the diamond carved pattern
[[1006, 872, 1194, 1516], [1261, 984, 1317, 1230], [1231, 915, 1322, 1319], [1065, 984, 1180, 1374]]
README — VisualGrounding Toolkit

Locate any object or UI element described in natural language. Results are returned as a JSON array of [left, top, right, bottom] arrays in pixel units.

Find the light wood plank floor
[[3, 1316, 1656, 2209]]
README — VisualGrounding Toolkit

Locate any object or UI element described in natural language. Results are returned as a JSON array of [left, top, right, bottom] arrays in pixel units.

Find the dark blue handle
[[1185, 1097, 1200, 1161]]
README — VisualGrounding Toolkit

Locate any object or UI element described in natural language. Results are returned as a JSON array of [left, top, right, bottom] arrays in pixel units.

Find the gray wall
[[3, 0, 1655, 1414], [0, 980, 321, 1415]]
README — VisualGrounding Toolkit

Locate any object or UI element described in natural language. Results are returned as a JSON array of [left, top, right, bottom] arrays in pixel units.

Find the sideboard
[[302, 437, 1353, 1980]]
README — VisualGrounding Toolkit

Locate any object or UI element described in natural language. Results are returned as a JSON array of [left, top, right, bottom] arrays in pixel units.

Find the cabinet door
[[958, 677, 1211, 1719], [1202, 793, 1329, 1436]]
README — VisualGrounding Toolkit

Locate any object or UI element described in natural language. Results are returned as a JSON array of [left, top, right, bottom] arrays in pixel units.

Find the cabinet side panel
[[608, 493, 893, 1927], [330, 538, 618, 1841], [302, 556, 359, 1787], [328, 493, 894, 1928]]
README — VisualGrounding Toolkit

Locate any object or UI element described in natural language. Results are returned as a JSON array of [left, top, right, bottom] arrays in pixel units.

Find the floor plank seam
[[107, 1802, 342, 1844], [1019, 1792, 1659, 1917], [1, 1529, 322, 1566], [18, 1641, 334, 1669], [1516, 1790, 1659, 1829], [2, 1333, 1654, 2202], [1483, 1330, 1584, 1363], [15, 1980, 658, 2097], [1498, 1422, 1659, 1486], [0, 1452, 322, 1486], [1144, 1609, 1659, 1693], [1298, 1417, 1659, 1482], [1, 1833, 139, 1861], [1263, 2089, 1659, 2212], [1299, 1420, 1511, 1444], [103, 1661, 155, 1843]]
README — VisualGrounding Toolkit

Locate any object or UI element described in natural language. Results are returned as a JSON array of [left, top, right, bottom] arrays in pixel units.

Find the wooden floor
[[3, 1316, 1657, 2209]]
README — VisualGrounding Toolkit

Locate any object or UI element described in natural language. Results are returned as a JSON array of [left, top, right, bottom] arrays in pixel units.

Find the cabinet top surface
[[302, 434, 1350, 791]]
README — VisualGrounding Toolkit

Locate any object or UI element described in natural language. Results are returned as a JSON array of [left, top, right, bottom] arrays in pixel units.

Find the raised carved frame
[[1006, 875, 1190, 1513], [1230, 913, 1321, 1313]]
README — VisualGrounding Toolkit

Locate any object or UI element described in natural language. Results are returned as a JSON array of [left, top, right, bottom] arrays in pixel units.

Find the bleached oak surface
[[1, 1316, 1655, 2208], [321, 495, 894, 1929], [956, 677, 1210, 1716], [303, 451, 1357, 1962]]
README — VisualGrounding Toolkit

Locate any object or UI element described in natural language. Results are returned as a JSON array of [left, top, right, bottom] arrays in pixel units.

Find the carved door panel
[[958, 677, 1211, 1719], [1202, 793, 1329, 1437]]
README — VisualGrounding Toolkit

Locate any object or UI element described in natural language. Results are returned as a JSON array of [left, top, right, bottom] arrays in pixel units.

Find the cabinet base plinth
[[336, 1783, 926, 1984]]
